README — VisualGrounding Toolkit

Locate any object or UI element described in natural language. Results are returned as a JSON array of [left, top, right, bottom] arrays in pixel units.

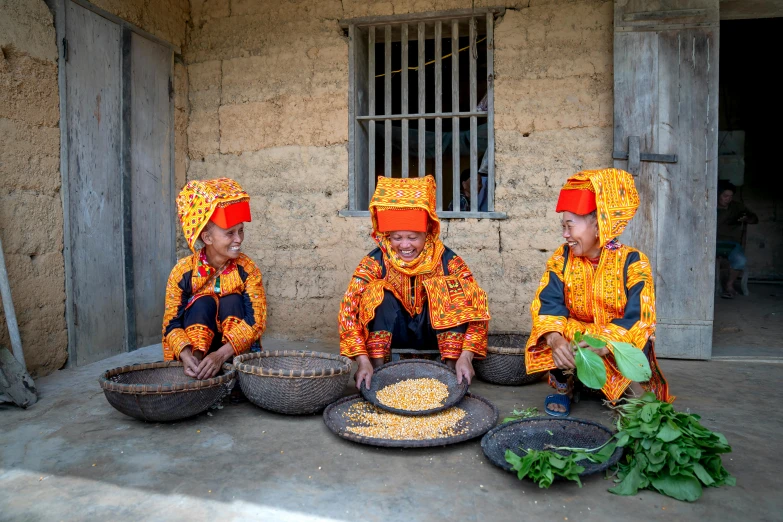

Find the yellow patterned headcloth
[[369, 175, 441, 238], [560, 168, 639, 246], [176, 177, 250, 252]]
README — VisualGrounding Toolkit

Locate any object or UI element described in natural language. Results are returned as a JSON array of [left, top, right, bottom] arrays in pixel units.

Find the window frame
[[339, 7, 507, 219]]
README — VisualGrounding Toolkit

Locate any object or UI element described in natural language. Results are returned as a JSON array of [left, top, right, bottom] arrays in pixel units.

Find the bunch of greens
[[571, 332, 652, 390], [505, 442, 617, 488], [502, 407, 539, 424], [502, 392, 735, 501], [608, 392, 735, 501]]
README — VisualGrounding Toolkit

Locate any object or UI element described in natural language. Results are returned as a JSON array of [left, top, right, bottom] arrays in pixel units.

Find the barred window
[[340, 8, 506, 219]]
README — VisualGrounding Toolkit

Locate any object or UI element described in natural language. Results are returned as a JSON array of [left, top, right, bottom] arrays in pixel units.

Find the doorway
[[713, 17, 783, 359], [59, 0, 176, 365]]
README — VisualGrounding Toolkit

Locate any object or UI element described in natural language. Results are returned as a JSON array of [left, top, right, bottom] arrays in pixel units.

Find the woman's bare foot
[[625, 381, 645, 398]]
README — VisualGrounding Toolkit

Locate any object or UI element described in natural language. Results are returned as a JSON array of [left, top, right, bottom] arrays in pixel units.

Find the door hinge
[[62, 38, 69, 62], [169, 77, 174, 100], [73, 302, 78, 326]]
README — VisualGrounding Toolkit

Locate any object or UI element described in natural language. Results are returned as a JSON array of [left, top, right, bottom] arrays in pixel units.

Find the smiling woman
[[339, 176, 491, 388], [161, 178, 267, 379], [525, 169, 672, 417]]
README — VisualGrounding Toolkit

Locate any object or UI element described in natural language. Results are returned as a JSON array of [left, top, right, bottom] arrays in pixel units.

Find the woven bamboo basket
[[99, 361, 236, 422], [474, 334, 545, 386], [234, 350, 352, 415]]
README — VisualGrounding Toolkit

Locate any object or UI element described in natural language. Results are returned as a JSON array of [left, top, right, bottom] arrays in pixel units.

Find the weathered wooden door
[[129, 33, 175, 348], [62, 0, 175, 364], [64, 1, 126, 365], [613, 0, 719, 359]]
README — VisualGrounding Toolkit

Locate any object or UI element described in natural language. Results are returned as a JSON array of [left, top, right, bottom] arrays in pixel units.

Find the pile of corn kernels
[[343, 402, 467, 440], [375, 378, 449, 411]]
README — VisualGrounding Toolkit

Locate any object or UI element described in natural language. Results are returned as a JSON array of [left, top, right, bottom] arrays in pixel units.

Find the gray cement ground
[[1, 340, 782, 522]]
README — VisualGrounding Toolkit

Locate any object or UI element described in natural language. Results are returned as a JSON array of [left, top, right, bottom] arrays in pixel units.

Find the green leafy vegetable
[[505, 448, 585, 488], [573, 347, 606, 389], [608, 392, 735, 501], [610, 341, 652, 382], [502, 407, 539, 424], [501, 394, 735, 501]]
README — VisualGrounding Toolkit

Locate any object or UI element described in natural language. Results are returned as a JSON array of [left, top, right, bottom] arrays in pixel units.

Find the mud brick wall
[[0, 0, 189, 376], [184, 0, 614, 343]]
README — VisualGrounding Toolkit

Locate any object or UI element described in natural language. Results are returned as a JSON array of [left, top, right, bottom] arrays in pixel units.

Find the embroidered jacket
[[162, 250, 267, 360]]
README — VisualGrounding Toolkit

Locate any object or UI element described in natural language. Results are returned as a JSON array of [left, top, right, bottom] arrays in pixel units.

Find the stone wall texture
[[184, 0, 614, 342]]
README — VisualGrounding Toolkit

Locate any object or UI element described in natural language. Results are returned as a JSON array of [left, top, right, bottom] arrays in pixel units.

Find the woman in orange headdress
[[162, 178, 267, 379], [339, 175, 491, 388], [526, 168, 671, 416]]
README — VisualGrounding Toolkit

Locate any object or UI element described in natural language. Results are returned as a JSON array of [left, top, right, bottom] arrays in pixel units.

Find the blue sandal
[[545, 393, 571, 417]]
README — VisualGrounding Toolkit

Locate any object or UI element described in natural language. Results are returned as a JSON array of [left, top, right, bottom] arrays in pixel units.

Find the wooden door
[[613, 0, 719, 359], [129, 33, 175, 348], [64, 1, 126, 364]]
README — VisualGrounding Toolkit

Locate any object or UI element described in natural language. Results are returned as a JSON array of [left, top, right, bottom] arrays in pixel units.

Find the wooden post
[[0, 236, 24, 367], [451, 20, 460, 211], [435, 21, 443, 210]]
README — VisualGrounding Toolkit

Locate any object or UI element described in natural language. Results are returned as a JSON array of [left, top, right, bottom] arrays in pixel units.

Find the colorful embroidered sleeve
[[446, 255, 489, 358], [525, 245, 569, 373], [339, 254, 383, 358], [162, 256, 195, 361], [223, 256, 267, 356]]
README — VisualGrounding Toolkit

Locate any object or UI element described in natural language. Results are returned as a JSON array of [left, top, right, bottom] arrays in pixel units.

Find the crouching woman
[[339, 175, 491, 388], [162, 178, 267, 379]]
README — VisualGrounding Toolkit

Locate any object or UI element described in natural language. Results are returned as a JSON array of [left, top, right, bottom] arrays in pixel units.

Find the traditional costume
[[161, 178, 267, 361], [525, 168, 671, 402], [339, 175, 490, 361]]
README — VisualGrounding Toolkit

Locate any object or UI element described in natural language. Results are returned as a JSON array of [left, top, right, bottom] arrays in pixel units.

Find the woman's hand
[[179, 347, 201, 378], [195, 343, 233, 380], [454, 351, 475, 385], [354, 355, 374, 390], [546, 332, 575, 370]]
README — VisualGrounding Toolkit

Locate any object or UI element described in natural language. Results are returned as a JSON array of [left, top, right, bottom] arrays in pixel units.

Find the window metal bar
[[356, 110, 487, 121], [434, 21, 443, 211], [485, 13, 495, 212], [417, 22, 426, 178], [348, 24, 357, 209], [469, 17, 478, 212], [368, 26, 376, 201], [451, 20, 460, 212], [401, 24, 409, 178], [384, 25, 392, 178]]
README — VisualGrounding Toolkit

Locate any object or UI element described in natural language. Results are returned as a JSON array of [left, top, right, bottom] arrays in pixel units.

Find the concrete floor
[[712, 282, 783, 359], [1, 340, 782, 522]]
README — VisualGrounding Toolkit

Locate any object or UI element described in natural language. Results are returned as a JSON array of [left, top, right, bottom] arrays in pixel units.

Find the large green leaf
[[650, 474, 703, 502], [610, 341, 652, 382], [574, 347, 607, 389], [657, 420, 683, 442], [609, 462, 643, 496], [581, 333, 607, 348]]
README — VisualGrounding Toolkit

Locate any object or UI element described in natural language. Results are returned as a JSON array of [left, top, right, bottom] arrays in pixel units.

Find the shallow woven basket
[[474, 333, 545, 386], [481, 417, 623, 477], [234, 350, 352, 415], [99, 361, 236, 422], [323, 393, 499, 448], [361, 359, 468, 416]]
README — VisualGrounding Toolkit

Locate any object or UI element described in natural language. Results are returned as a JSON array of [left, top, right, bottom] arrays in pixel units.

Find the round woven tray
[[234, 350, 352, 415], [323, 393, 499, 448], [99, 361, 236, 422], [360, 359, 468, 416], [481, 417, 623, 476], [473, 345, 546, 386]]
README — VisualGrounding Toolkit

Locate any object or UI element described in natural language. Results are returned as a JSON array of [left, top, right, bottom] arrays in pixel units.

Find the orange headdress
[[369, 175, 440, 239], [368, 175, 443, 276], [556, 168, 639, 247], [176, 178, 251, 252]]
